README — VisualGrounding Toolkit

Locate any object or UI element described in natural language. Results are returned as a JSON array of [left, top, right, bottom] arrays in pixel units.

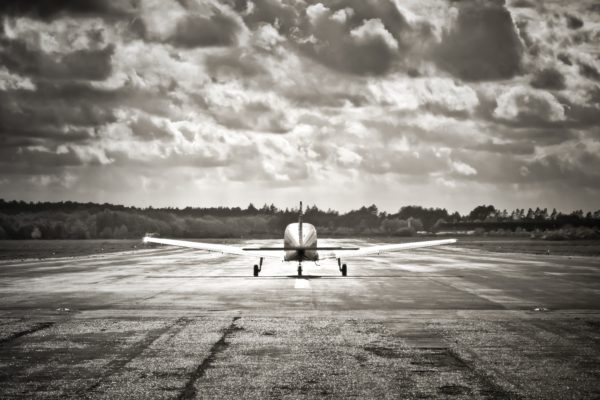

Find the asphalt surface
[[0, 239, 599, 399]]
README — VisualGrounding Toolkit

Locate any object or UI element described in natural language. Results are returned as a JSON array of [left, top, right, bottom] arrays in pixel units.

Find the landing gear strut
[[253, 257, 264, 277], [338, 258, 347, 276], [297, 263, 302, 277]]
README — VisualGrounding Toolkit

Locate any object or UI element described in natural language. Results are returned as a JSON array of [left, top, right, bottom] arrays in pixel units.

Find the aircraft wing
[[321, 238, 457, 259], [143, 237, 283, 260]]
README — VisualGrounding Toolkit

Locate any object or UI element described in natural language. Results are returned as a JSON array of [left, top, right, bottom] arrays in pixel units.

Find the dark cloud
[[0, 78, 179, 155], [579, 62, 600, 81], [205, 50, 265, 79], [0, 0, 597, 211], [500, 126, 576, 146], [448, 150, 522, 184], [0, 146, 95, 176], [434, 0, 523, 81], [557, 53, 572, 66], [510, 0, 534, 8], [565, 13, 584, 29], [228, 1, 435, 76], [133, 5, 244, 48], [365, 117, 540, 156], [530, 68, 566, 90], [297, 24, 397, 75], [448, 148, 600, 191], [228, 0, 298, 34], [0, 122, 92, 148], [360, 147, 448, 176], [524, 149, 600, 190], [209, 101, 292, 134], [129, 115, 172, 141], [289, 91, 367, 108], [0, 38, 114, 81], [561, 98, 600, 130], [169, 13, 242, 48], [0, 78, 176, 172], [290, 0, 434, 75], [469, 140, 535, 155], [514, 20, 533, 48], [4, 81, 122, 124], [106, 148, 231, 169], [0, 0, 139, 20]]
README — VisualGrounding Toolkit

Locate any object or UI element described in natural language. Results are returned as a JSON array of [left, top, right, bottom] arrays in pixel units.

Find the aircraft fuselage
[[283, 223, 318, 261]]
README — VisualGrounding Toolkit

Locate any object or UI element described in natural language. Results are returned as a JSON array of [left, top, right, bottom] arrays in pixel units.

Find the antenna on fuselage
[[299, 201, 303, 246]]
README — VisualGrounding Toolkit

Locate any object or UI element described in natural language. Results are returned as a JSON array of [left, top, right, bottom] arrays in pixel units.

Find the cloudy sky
[[1, 0, 599, 213]]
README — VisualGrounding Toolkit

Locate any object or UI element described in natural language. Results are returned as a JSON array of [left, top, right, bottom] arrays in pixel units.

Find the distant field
[[0, 236, 599, 261], [359, 236, 600, 257], [452, 237, 600, 257], [0, 240, 141, 260]]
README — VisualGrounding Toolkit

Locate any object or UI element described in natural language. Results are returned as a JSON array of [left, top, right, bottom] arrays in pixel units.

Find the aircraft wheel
[[253, 264, 259, 277], [297, 265, 302, 277], [341, 264, 347, 277]]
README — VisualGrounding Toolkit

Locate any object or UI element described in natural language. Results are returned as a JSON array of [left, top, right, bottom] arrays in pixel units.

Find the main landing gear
[[253, 257, 264, 277], [338, 258, 347, 277]]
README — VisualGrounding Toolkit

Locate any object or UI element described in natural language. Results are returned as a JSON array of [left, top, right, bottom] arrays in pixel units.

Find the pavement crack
[[445, 348, 523, 399], [178, 316, 241, 400], [86, 317, 191, 393], [0, 322, 54, 345]]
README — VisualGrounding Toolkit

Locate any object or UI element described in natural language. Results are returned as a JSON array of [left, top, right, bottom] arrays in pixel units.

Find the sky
[[0, 0, 599, 214]]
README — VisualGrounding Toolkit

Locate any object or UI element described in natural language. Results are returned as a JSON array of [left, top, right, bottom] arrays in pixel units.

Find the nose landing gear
[[297, 263, 302, 277]]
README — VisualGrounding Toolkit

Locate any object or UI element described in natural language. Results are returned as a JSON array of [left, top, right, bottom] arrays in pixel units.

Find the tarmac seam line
[[85, 316, 191, 393], [0, 322, 55, 345], [445, 347, 523, 399], [178, 316, 242, 400]]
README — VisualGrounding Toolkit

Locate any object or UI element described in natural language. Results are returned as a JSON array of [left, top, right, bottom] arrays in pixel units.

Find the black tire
[[341, 264, 347, 276], [297, 266, 302, 277], [253, 265, 259, 277]]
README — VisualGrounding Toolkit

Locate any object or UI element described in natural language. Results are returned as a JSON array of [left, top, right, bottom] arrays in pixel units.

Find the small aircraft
[[143, 202, 457, 277]]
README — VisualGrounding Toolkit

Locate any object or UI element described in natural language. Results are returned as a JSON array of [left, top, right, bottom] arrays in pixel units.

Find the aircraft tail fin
[[298, 201, 303, 246]]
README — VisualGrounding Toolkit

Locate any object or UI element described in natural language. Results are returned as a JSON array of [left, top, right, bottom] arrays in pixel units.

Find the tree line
[[0, 199, 598, 240]]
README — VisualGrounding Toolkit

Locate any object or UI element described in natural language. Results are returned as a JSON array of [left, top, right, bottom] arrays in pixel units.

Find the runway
[[1, 240, 599, 399]]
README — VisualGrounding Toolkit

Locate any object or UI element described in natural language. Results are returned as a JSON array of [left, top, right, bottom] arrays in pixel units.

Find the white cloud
[[139, 0, 187, 41], [306, 3, 330, 24], [493, 86, 566, 122], [2, 0, 599, 213], [3, 16, 111, 53], [336, 147, 363, 168], [330, 8, 354, 24], [452, 160, 477, 176], [0, 67, 35, 90], [253, 24, 285, 50], [29, 172, 77, 188], [350, 18, 399, 50], [367, 76, 479, 113]]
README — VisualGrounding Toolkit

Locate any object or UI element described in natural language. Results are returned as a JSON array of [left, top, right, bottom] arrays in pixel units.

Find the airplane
[[143, 202, 457, 277]]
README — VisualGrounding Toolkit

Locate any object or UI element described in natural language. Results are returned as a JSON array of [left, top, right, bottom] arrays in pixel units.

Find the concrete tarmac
[[0, 239, 599, 399]]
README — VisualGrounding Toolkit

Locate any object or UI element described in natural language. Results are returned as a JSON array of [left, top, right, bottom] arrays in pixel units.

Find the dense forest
[[0, 199, 598, 240]]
